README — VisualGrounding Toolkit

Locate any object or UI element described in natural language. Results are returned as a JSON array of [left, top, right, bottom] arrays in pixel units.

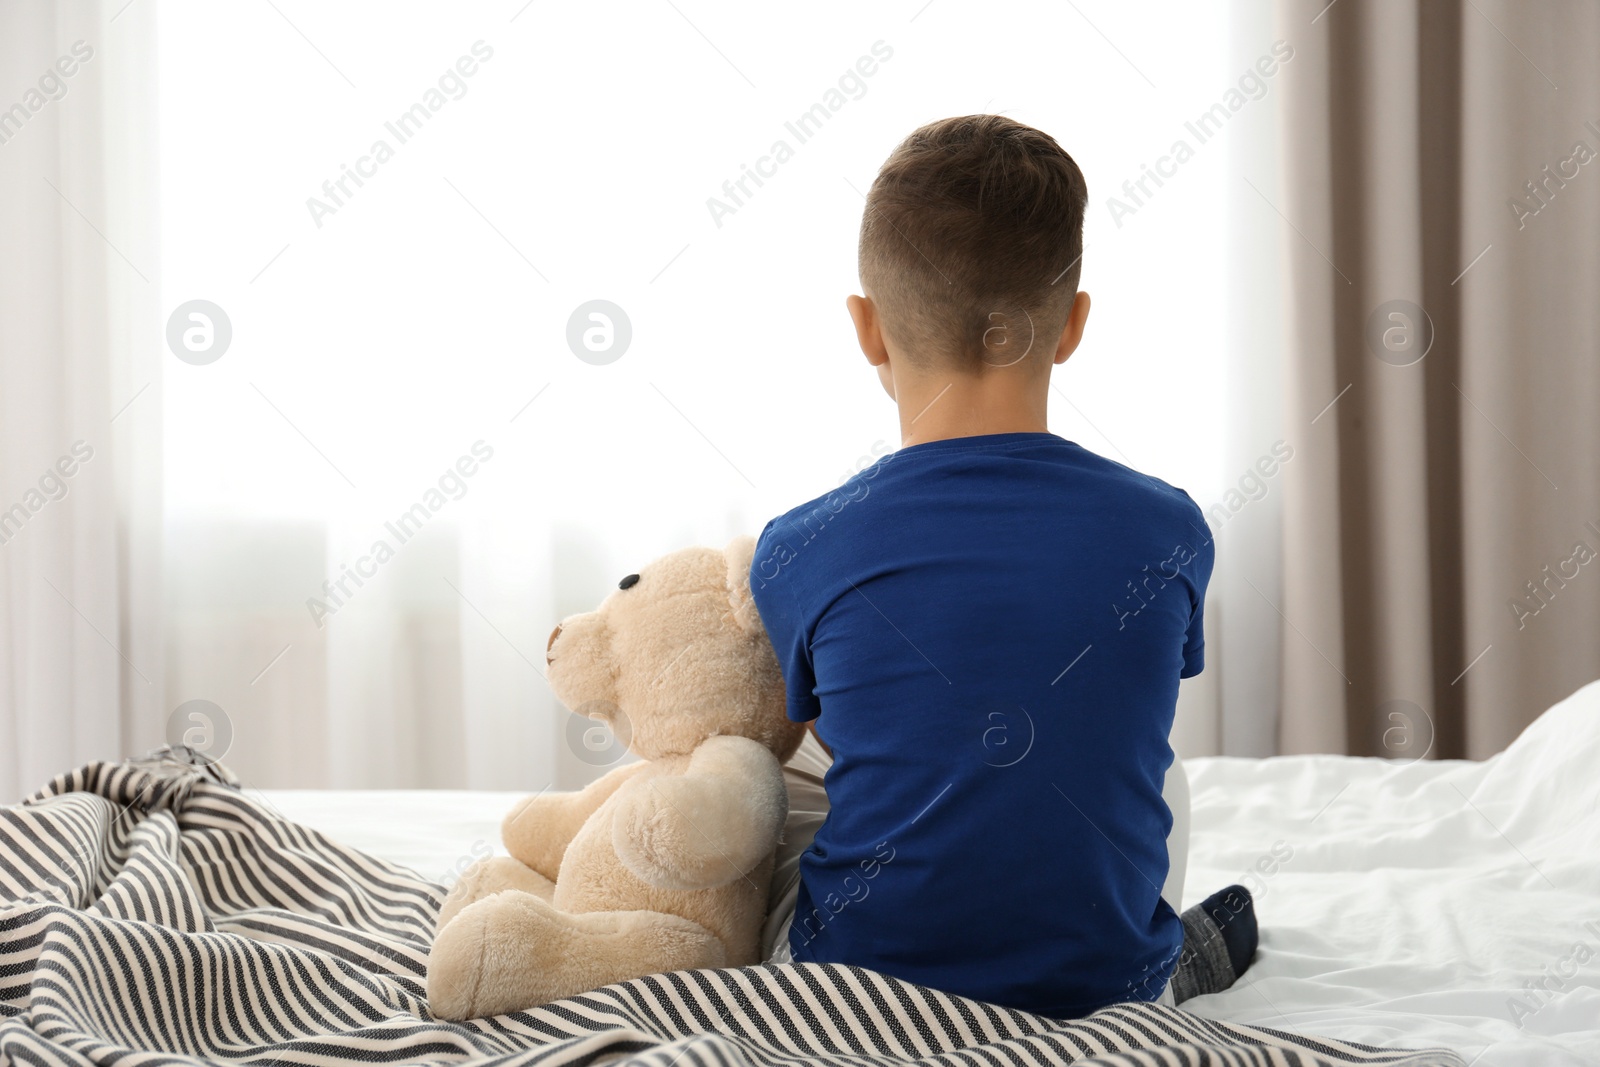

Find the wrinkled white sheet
[[263, 678, 1600, 1066], [1182, 680, 1600, 1066]]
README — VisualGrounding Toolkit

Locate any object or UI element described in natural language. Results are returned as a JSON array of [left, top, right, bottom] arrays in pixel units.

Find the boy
[[750, 115, 1255, 1016]]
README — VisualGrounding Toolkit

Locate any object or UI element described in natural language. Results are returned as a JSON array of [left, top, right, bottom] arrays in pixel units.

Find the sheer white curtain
[[1205, 0, 1294, 758], [0, 0, 1291, 799], [0, 0, 164, 801]]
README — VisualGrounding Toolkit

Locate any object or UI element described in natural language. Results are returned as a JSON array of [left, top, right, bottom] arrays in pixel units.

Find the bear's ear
[[724, 535, 764, 636]]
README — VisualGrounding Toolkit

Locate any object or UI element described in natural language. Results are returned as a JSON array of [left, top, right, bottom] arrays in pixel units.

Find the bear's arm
[[501, 761, 648, 880], [611, 735, 788, 892]]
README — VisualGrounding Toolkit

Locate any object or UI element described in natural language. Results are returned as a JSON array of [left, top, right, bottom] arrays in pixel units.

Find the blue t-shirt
[[750, 431, 1214, 1018]]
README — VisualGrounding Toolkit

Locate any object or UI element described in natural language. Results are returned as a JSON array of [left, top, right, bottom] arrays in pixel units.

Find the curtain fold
[[1276, 0, 1600, 758], [0, 0, 165, 801]]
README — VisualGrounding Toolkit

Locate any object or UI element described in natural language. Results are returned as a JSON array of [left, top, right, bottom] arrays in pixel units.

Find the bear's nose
[[546, 624, 562, 663]]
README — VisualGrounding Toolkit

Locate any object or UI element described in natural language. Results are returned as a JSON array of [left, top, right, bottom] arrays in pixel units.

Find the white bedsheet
[[1181, 680, 1600, 1066], [261, 679, 1600, 1066]]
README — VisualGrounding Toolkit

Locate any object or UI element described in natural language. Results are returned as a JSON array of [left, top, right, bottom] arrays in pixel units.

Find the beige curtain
[[1276, 0, 1600, 758]]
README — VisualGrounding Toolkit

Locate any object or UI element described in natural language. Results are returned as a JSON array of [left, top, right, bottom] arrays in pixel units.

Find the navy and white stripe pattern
[[0, 754, 1462, 1066]]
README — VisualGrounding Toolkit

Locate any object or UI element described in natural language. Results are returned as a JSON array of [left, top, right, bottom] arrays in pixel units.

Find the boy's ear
[[847, 294, 890, 367], [1053, 290, 1092, 365]]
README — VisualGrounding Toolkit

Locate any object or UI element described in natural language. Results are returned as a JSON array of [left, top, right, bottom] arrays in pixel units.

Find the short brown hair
[[859, 115, 1087, 369]]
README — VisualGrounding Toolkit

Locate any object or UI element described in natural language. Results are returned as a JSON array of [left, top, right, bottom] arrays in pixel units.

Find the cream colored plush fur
[[426, 536, 806, 1020]]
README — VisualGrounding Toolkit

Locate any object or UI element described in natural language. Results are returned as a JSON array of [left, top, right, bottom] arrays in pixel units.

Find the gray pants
[[761, 732, 1191, 1007]]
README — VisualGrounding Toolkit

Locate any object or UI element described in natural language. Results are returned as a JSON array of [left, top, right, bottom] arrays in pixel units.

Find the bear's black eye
[[618, 573, 640, 590]]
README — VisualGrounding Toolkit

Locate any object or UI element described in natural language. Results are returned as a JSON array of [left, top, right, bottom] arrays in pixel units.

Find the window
[[156, 1, 1242, 786]]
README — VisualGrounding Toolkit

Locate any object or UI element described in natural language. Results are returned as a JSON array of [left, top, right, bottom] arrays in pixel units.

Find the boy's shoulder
[[1075, 445, 1208, 524], [926, 431, 1207, 528], [752, 470, 876, 584], [760, 459, 886, 537], [751, 445, 905, 601], [753, 435, 1204, 564]]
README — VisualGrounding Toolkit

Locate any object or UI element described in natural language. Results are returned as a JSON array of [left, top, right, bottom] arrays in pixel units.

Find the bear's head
[[545, 535, 807, 763]]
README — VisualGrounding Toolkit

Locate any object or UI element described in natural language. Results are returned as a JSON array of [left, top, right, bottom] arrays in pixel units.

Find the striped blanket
[[0, 753, 1461, 1067]]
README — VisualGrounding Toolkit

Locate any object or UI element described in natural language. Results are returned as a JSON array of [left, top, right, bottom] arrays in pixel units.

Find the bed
[[5, 685, 1596, 1066], [258, 679, 1600, 1066]]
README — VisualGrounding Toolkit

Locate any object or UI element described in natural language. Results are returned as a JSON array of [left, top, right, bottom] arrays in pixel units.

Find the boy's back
[[745, 114, 1251, 1014], [751, 431, 1213, 1017]]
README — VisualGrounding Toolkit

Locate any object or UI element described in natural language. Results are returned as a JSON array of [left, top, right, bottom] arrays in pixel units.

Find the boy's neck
[[895, 372, 1052, 446]]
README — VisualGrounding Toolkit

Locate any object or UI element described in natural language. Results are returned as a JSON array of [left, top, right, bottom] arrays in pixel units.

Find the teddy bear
[[426, 535, 808, 1020]]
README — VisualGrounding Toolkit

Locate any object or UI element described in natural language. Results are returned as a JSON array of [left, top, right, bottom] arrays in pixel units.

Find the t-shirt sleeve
[[749, 520, 823, 723], [1179, 496, 1216, 679]]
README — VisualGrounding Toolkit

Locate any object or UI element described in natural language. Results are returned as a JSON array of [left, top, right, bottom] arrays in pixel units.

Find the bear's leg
[[427, 890, 726, 1020], [437, 856, 556, 931]]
